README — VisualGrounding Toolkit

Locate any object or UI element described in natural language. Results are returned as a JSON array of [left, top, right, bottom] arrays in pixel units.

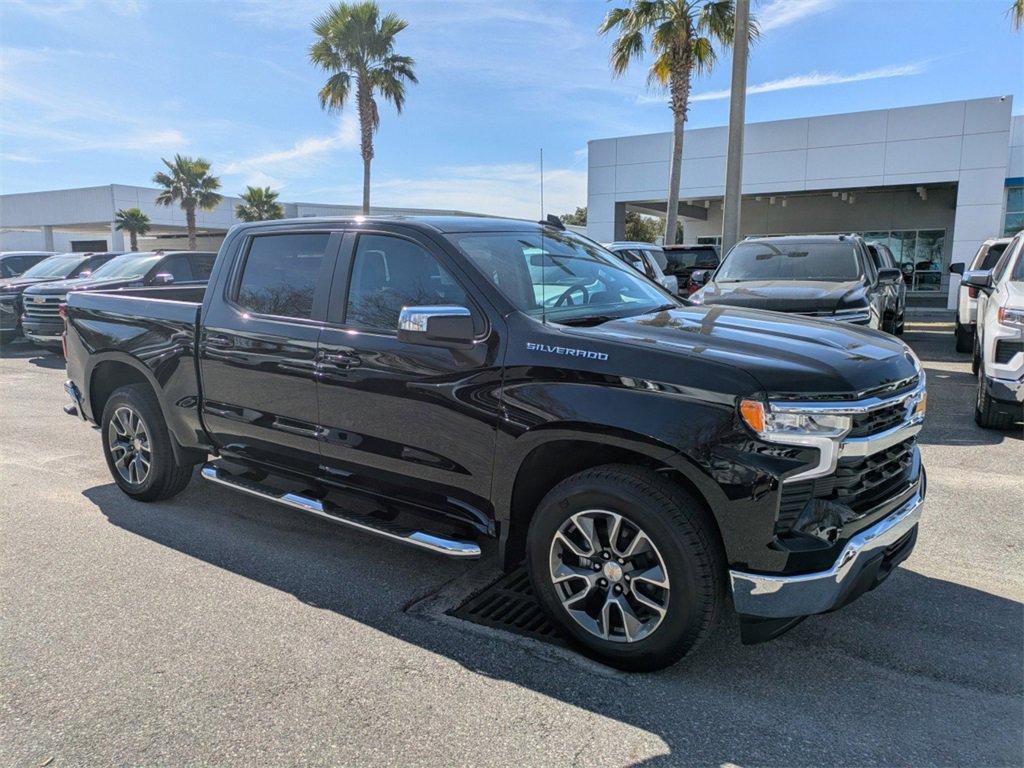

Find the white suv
[[951, 237, 1013, 352], [963, 230, 1024, 429]]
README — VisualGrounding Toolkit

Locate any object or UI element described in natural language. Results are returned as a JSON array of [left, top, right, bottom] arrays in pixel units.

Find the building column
[[110, 221, 125, 251], [947, 173, 1007, 309], [41, 225, 54, 251]]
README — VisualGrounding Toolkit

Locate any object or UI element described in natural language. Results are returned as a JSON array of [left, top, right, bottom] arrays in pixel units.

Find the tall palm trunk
[[129, 232, 138, 251], [186, 205, 197, 251], [357, 78, 374, 214], [664, 53, 692, 245]]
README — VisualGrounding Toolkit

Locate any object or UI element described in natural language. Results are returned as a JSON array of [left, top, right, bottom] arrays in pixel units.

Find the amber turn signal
[[739, 399, 766, 433]]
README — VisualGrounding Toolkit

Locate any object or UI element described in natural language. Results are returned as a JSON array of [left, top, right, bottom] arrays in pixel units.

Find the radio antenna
[[540, 147, 546, 325], [540, 147, 544, 218]]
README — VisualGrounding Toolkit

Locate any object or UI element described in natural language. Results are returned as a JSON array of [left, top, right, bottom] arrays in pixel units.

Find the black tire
[[954, 321, 973, 353], [895, 314, 905, 336], [882, 312, 896, 335], [526, 464, 725, 672], [101, 383, 195, 501], [974, 365, 1017, 430], [971, 333, 981, 375]]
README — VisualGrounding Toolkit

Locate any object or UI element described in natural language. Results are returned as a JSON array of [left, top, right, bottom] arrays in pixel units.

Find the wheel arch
[[497, 428, 725, 570]]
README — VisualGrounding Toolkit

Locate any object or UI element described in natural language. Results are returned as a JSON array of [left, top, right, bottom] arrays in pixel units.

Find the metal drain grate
[[449, 567, 567, 647]]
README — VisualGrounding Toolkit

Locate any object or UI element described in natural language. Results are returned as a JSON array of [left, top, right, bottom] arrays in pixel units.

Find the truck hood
[[696, 280, 867, 314], [569, 305, 920, 398], [1005, 280, 1024, 309], [0, 275, 75, 294], [23, 276, 141, 296]]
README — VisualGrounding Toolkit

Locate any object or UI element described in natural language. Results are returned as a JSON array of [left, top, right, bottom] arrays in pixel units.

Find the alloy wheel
[[548, 509, 670, 643], [107, 406, 152, 485]]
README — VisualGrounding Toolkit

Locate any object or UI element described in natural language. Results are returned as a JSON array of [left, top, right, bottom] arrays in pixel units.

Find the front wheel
[[101, 383, 194, 501], [526, 465, 725, 672], [955, 321, 973, 353]]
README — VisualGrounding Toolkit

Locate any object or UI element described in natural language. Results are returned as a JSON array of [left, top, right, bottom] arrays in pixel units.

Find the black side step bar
[[200, 464, 481, 559]]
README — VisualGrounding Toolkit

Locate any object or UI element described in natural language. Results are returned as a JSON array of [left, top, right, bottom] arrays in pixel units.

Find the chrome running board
[[200, 464, 481, 559]]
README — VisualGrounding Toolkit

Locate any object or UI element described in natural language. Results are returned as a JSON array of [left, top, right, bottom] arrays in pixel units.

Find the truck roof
[[233, 215, 555, 235]]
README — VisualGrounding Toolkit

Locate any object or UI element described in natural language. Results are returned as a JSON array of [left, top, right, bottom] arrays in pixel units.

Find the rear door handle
[[319, 352, 360, 368], [206, 334, 234, 349]]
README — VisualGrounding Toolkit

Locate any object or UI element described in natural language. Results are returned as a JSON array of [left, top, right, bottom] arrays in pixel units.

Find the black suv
[[63, 217, 926, 671], [22, 250, 215, 345], [691, 234, 902, 331], [662, 244, 720, 294], [0, 252, 120, 339]]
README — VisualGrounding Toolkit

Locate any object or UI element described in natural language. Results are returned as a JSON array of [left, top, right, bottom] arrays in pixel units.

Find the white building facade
[[0, 184, 478, 254], [587, 96, 1023, 308]]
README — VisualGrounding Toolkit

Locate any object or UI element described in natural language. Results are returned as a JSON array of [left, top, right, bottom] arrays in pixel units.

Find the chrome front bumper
[[730, 487, 924, 619]]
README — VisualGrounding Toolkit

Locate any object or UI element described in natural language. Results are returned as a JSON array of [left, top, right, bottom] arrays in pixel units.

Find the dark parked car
[[22, 250, 215, 346], [866, 241, 907, 335], [662, 244, 720, 294], [0, 252, 120, 339], [691, 234, 902, 331], [0, 251, 55, 279], [63, 216, 926, 671]]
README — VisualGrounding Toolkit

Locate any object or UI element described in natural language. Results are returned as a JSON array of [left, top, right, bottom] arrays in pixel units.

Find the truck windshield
[[20, 254, 83, 278], [716, 241, 861, 282], [452, 230, 674, 322], [90, 253, 162, 280]]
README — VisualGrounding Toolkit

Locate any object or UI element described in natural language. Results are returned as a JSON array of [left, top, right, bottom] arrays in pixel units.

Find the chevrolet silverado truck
[[62, 216, 927, 671]]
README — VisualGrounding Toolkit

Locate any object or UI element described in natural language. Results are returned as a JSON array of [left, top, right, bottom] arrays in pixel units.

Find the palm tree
[[601, 1, 758, 244], [152, 155, 223, 250], [309, 1, 417, 214], [1012, 0, 1024, 30], [114, 208, 151, 251], [235, 186, 285, 222]]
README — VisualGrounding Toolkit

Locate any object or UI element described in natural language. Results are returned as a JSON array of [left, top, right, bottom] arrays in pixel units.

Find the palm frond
[[691, 36, 717, 74]]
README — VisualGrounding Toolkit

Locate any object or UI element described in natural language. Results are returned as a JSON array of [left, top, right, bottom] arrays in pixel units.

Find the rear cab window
[[235, 233, 332, 319]]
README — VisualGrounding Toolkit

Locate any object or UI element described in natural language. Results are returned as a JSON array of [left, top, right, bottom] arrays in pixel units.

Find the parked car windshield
[[20, 254, 83, 278], [452, 230, 674, 322], [715, 241, 861, 282], [89, 253, 162, 280]]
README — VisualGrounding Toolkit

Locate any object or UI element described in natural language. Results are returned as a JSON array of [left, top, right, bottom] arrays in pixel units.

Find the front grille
[[23, 295, 64, 320], [777, 438, 916, 533], [848, 400, 908, 437], [994, 340, 1024, 365]]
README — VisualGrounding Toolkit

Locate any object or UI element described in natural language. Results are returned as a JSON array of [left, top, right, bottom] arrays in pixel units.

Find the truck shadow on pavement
[[0, 340, 65, 369], [83, 480, 1023, 768]]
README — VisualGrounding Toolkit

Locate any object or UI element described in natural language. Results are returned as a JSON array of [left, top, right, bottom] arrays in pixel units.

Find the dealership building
[[587, 96, 1023, 308], [0, 185, 474, 254]]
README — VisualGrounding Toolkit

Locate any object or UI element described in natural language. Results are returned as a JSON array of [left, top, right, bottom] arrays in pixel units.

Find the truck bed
[[64, 285, 208, 454]]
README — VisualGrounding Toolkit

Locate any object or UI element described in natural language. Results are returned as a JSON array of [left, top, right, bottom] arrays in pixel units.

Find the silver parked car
[[603, 242, 679, 294]]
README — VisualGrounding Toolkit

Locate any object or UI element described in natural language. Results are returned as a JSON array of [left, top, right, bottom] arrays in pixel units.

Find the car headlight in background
[[997, 307, 1024, 329], [832, 308, 872, 325]]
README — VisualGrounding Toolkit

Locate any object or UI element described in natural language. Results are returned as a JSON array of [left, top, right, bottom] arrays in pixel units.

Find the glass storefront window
[[1005, 186, 1023, 236]]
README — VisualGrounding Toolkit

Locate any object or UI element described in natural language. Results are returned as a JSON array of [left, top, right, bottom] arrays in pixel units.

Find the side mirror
[[398, 305, 475, 348], [961, 269, 993, 292], [948, 262, 965, 275], [877, 267, 902, 285], [690, 269, 710, 287], [152, 272, 175, 285], [78, 270, 92, 278]]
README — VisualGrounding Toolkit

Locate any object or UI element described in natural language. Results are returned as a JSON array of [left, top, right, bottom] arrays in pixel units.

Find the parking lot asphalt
[[1, 324, 1021, 768]]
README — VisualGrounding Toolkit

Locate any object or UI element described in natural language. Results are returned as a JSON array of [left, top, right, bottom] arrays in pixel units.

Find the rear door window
[[190, 252, 216, 280], [236, 233, 331, 319]]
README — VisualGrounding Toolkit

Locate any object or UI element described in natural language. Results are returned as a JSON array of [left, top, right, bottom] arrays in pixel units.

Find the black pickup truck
[[690, 234, 904, 332], [63, 216, 927, 671]]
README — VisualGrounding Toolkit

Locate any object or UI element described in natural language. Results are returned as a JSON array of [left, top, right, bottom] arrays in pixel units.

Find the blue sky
[[1, 0, 1022, 217]]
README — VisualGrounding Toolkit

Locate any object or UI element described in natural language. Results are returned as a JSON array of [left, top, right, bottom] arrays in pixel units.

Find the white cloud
[[222, 114, 359, 185], [692, 61, 927, 101], [3, 0, 143, 21], [757, 0, 837, 32]]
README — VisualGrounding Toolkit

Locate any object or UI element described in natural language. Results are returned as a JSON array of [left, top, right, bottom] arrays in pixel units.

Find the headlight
[[998, 307, 1024, 329], [739, 400, 852, 439], [833, 308, 871, 325]]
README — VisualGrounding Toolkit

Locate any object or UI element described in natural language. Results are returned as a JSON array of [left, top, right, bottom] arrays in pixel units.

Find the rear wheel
[[101, 384, 194, 501], [955, 321, 973, 353], [526, 465, 725, 672]]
